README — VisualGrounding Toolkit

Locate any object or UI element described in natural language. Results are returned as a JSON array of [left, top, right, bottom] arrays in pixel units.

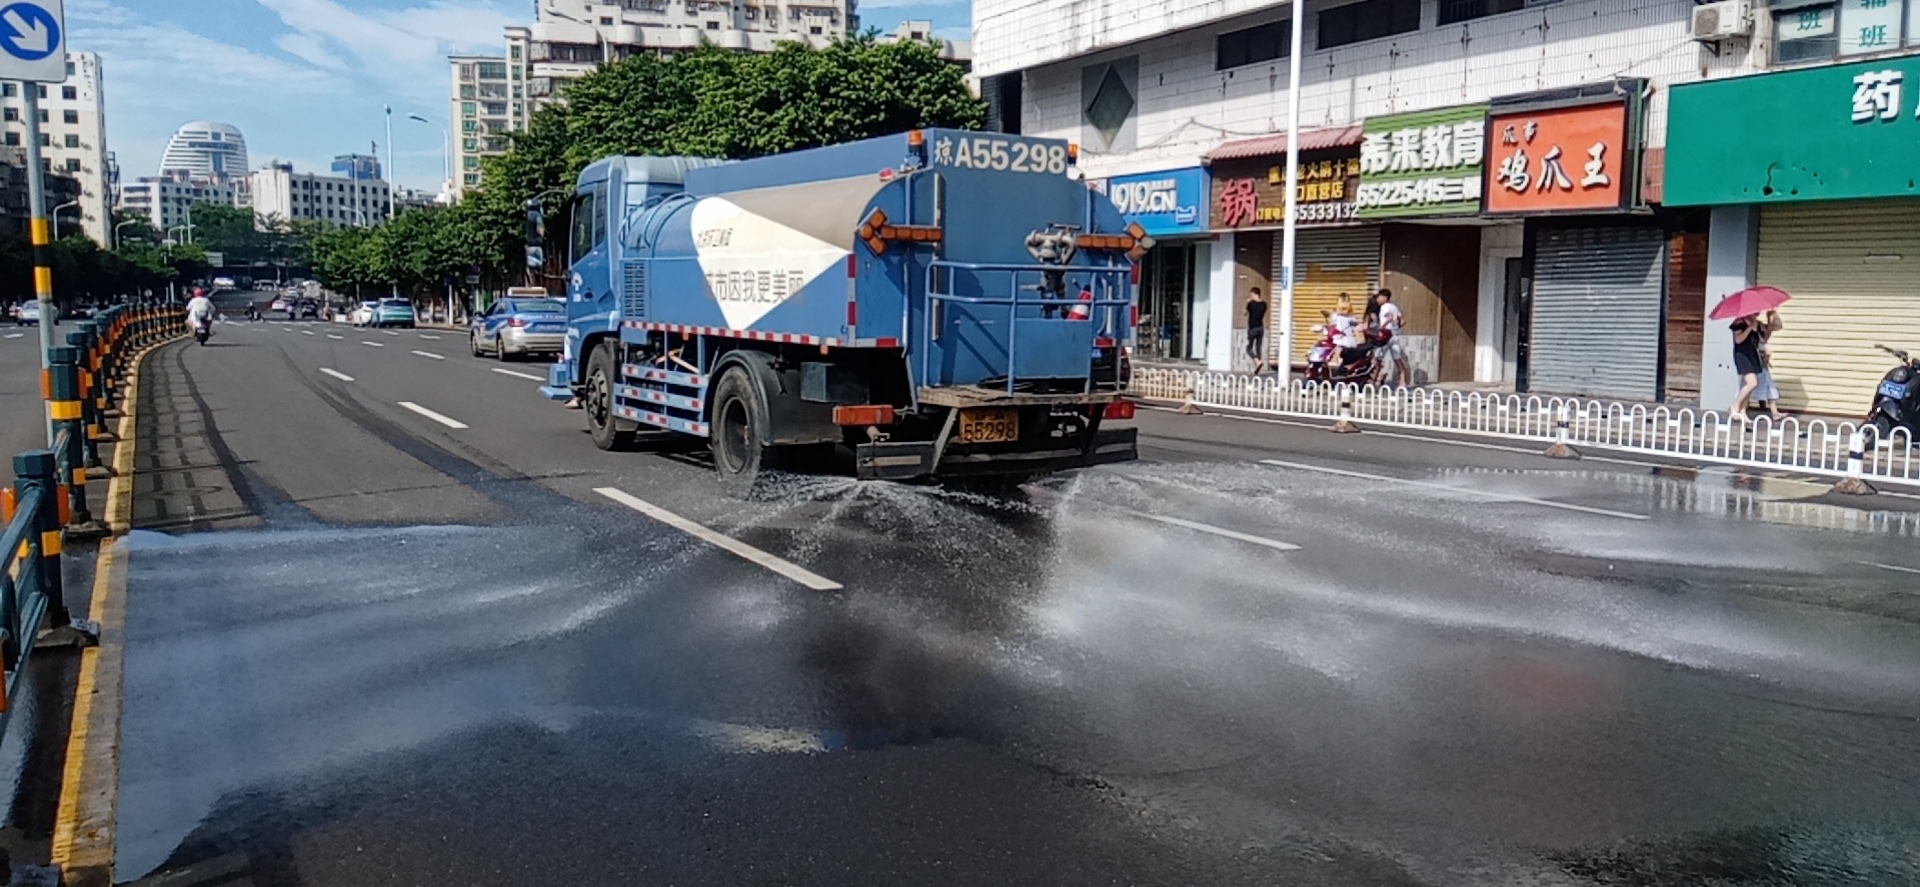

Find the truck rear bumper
[[853, 427, 1137, 481]]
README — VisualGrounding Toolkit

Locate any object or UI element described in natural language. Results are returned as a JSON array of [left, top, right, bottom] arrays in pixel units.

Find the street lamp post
[[1275, 0, 1305, 385], [112, 218, 139, 250], [406, 113, 452, 197], [50, 199, 78, 239], [544, 7, 612, 64]]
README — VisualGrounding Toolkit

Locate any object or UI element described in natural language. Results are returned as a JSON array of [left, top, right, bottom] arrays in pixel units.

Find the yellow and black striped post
[[47, 346, 98, 534]]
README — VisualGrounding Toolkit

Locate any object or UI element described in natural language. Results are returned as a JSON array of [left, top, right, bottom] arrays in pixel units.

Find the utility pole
[[24, 83, 55, 444]]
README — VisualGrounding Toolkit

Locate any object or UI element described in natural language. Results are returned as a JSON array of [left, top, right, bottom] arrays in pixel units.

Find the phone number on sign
[[1251, 201, 1356, 224]]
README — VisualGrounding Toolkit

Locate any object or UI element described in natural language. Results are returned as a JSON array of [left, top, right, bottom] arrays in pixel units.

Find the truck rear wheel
[[711, 366, 776, 490], [586, 342, 636, 451]]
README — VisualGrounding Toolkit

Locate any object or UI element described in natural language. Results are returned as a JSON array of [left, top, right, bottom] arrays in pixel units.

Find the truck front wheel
[[711, 366, 778, 490], [586, 343, 636, 451]]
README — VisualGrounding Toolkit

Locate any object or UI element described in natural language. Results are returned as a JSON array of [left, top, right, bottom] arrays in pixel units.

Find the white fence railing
[[1130, 368, 1918, 486]]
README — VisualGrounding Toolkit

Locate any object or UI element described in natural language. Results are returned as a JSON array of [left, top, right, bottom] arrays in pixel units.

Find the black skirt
[[1733, 349, 1763, 376]]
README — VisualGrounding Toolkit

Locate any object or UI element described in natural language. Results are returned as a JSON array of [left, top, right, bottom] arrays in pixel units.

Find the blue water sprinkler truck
[[535, 128, 1146, 485]]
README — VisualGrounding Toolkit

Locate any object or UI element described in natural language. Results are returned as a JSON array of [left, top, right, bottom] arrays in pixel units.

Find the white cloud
[[276, 33, 350, 71]]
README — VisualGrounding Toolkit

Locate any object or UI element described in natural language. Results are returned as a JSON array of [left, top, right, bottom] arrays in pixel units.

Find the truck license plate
[[958, 409, 1019, 444]]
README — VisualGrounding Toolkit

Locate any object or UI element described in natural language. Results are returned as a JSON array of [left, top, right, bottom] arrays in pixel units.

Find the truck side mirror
[[524, 200, 546, 270]]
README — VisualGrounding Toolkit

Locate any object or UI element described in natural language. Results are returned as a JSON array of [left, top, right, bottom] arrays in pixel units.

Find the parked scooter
[[1304, 326, 1390, 386], [1866, 343, 1920, 445]]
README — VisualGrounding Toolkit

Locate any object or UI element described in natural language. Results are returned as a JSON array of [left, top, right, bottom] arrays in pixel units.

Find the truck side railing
[[923, 260, 1133, 396]]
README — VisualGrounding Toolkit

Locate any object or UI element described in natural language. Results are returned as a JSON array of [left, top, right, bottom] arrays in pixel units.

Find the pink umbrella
[[1709, 286, 1792, 321]]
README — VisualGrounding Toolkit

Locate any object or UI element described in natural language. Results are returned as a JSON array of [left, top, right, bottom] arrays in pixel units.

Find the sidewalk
[[1130, 366, 1919, 489]]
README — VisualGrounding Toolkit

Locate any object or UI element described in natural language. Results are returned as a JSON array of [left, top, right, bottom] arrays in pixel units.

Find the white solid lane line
[[1136, 513, 1300, 551], [327, 334, 344, 339], [398, 401, 469, 429], [594, 487, 843, 591], [491, 368, 546, 381], [1865, 561, 1920, 576], [319, 368, 355, 382], [1259, 458, 1650, 521], [411, 350, 445, 360], [362, 341, 384, 347]]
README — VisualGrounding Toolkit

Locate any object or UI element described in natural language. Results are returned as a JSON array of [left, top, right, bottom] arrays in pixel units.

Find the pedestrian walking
[[1372, 289, 1408, 388], [1730, 313, 1766, 421], [1246, 286, 1269, 375], [1752, 310, 1784, 419]]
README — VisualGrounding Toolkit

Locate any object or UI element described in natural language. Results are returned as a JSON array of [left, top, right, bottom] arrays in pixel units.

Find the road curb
[[48, 334, 172, 887]]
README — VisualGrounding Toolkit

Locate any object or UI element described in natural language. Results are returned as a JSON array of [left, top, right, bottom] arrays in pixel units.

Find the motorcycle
[[1866, 343, 1919, 445], [1304, 326, 1390, 387], [193, 315, 212, 346]]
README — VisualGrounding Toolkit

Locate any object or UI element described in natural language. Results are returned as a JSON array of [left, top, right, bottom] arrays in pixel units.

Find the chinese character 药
[[1853, 69, 1903, 122], [1581, 142, 1611, 188]]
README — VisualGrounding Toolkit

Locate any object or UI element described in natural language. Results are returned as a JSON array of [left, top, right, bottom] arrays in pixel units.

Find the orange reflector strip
[[1, 487, 14, 523], [39, 370, 51, 400], [41, 530, 61, 557], [1102, 401, 1135, 421], [57, 486, 70, 525], [832, 404, 897, 427], [50, 400, 82, 421]]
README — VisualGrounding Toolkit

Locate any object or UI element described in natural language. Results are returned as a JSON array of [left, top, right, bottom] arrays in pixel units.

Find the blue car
[[470, 297, 567, 360], [370, 299, 416, 329]]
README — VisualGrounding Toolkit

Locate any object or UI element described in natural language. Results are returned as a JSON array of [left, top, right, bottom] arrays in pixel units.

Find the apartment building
[[0, 52, 112, 244], [250, 161, 392, 227], [117, 172, 243, 233], [450, 54, 515, 194], [976, 0, 1845, 410]]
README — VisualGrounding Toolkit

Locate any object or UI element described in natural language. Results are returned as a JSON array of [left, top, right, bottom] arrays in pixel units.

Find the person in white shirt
[[1372, 288, 1408, 388], [185, 288, 215, 334]]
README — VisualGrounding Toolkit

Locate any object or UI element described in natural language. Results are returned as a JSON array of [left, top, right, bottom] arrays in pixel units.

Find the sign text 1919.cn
[[933, 135, 1069, 175]]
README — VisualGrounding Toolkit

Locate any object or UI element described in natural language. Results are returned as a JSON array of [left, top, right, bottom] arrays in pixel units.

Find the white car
[[12, 301, 56, 326], [349, 301, 379, 326]]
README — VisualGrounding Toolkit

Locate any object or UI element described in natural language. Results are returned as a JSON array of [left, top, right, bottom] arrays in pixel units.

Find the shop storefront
[[1356, 104, 1488, 385], [1206, 128, 1375, 371], [1481, 84, 1679, 403], [1090, 167, 1211, 362], [1668, 57, 1920, 415]]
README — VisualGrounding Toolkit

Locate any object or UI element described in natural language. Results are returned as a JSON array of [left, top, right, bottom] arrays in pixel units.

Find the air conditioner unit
[[1691, 0, 1751, 41]]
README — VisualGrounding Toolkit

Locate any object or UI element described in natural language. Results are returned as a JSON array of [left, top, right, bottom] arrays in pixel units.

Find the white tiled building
[[249, 161, 392, 228], [0, 52, 113, 244], [449, 54, 514, 195], [116, 173, 243, 234], [973, 0, 1804, 405]]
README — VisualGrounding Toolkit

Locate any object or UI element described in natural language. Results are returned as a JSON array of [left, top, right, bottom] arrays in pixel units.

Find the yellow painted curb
[[51, 337, 164, 886]]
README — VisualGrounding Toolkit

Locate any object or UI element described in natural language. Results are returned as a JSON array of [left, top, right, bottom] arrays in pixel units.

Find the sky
[[70, 0, 971, 194]]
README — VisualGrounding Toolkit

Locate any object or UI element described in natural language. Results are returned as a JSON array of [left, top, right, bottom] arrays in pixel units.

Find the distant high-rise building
[[331, 153, 381, 181], [159, 121, 249, 178], [0, 52, 114, 244], [249, 161, 390, 228], [116, 170, 243, 233], [448, 54, 512, 196]]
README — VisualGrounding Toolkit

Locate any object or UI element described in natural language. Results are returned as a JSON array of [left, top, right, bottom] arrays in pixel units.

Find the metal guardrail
[[1130, 368, 1919, 486], [0, 302, 185, 746]]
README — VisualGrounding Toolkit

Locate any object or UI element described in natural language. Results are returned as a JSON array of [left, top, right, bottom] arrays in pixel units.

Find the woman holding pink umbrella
[[1711, 286, 1792, 421]]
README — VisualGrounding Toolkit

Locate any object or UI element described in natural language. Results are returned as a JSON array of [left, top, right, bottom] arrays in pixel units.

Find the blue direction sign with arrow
[[0, 0, 64, 82]]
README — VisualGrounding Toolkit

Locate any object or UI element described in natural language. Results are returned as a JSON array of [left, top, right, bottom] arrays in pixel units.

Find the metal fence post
[[68, 328, 102, 469], [1832, 430, 1877, 496], [14, 450, 63, 632], [48, 347, 104, 538], [1545, 403, 1580, 460]]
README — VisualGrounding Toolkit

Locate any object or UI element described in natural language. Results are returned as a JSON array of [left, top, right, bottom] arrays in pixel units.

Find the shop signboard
[[1090, 167, 1208, 237], [1483, 99, 1634, 215], [1207, 148, 1361, 230], [1355, 104, 1488, 219], [1666, 54, 1920, 206]]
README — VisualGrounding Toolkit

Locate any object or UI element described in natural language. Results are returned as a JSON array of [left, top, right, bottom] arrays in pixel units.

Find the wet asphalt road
[[104, 319, 1920, 886]]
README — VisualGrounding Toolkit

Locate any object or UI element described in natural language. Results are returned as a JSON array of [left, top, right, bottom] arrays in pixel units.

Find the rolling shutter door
[[1272, 227, 1381, 365], [1755, 200, 1920, 416], [1527, 226, 1666, 401]]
